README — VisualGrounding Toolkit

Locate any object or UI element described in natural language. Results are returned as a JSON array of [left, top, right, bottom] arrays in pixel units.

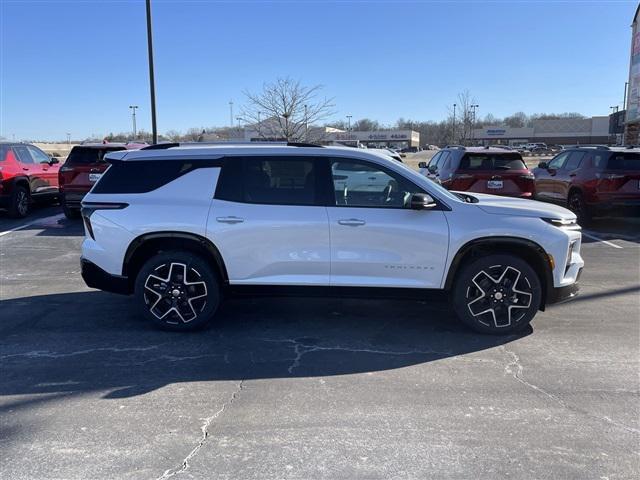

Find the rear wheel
[[568, 191, 591, 226], [8, 185, 30, 218], [135, 251, 221, 331], [452, 254, 541, 335], [62, 196, 81, 219]]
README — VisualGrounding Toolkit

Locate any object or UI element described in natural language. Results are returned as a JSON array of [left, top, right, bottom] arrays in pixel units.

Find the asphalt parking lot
[[1, 205, 639, 480]]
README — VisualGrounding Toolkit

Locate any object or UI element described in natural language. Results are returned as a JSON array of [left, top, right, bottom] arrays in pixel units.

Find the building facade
[[625, 4, 640, 144], [472, 116, 610, 146]]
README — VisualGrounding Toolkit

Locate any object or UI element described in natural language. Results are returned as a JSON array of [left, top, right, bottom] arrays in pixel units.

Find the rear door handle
[[23, 167, 29, 171], [216, 216, 244, 224], [338, 218, 366, 226]]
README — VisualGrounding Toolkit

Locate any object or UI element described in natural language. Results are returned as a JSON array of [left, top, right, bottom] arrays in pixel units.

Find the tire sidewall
[[9, 185, 30, 218], [568, 192, 591, 226], [134, 251, 221, 331], [62, 196, 81, 219], [452, 254, 542, 335]]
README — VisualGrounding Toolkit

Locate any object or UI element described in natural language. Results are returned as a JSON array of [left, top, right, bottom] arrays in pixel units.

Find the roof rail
[[141, 142, 179, 150], [444, 145, 466, 149], [141, 141, 323, 150]]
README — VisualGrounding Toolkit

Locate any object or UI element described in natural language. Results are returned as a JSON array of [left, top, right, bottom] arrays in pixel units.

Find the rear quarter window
[[91, 160, 218, 194], [606, 152, 640, 170]]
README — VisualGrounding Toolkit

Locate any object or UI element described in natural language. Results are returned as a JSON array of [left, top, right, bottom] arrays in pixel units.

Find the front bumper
[[547, 268, 582, 305], [81, 258, 132, 295]]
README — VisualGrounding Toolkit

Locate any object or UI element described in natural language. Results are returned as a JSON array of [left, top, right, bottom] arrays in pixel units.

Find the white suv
[[80, 143, 584, 334]]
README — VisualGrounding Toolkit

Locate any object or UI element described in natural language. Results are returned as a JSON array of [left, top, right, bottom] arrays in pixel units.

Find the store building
[[624, 4, 640, 144], [472, 116, 610, 146]]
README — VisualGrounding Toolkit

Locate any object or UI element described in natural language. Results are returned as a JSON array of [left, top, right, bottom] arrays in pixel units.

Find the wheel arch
[[122, 232, 229, 288], [444, 236, 554, 310], [567, 185, 584, 202]]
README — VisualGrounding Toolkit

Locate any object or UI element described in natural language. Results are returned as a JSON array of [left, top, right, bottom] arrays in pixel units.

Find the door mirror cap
[[538, 161, 548, 169], [418, 161, 428, 169], [49, 157, 60, 165], [410, 193, 437, 210]]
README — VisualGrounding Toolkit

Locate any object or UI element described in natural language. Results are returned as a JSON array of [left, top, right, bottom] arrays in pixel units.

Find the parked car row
[[0, 141, 143, 218], [418, 145, 640, 225]]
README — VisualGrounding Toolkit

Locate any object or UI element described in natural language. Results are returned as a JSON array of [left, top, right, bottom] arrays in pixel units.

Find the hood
[[464, 192, 576, 221]]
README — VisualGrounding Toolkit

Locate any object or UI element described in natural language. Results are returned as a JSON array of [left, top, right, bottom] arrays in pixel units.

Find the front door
[[326, 157, 449, 288], [535, 151, 569, 202], [208, 156, 330, 286]]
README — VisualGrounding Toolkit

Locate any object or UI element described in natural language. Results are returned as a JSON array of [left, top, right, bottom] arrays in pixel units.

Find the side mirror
[[410, 193, 437, 210], [538, 161, 548, 169], [49, 157, 60, 165], [418, 161, 428, 169]]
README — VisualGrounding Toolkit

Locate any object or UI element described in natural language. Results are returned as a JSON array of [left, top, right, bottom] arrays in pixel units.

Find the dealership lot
[[0, 206, 638, 479]]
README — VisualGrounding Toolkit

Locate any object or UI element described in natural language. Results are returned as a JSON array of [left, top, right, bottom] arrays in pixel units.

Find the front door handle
[[338, 218, 366, 227], [216, 216, 244, 224]]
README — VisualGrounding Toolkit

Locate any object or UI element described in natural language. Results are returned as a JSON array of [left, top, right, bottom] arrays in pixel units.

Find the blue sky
[[0, 0, 636, 141]]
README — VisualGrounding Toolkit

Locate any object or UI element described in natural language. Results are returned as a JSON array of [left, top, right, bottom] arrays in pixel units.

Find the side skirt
[[224, 284, 448, 302]]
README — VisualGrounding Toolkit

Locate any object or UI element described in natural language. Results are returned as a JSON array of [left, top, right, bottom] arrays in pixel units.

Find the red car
[[419, 146, 535, 198], [0, 142, 60, 218], [58, 143, 143, 218], [533, 146, 640, 224]]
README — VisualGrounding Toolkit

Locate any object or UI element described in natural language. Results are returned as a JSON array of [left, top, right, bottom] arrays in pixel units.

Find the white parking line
[[582, 231, 623, 249], [0, 213, 65, 238]]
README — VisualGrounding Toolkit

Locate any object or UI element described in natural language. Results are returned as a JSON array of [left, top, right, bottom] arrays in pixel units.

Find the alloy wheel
[[465, 265, 533, 328], [17, 190, 28, 216], [143, 262, 208, 324]]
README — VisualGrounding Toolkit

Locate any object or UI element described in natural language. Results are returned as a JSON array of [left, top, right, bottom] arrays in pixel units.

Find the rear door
[[326, 157, 449, 288], [208, 156, 331, 285], [597, 152, 640, 201]]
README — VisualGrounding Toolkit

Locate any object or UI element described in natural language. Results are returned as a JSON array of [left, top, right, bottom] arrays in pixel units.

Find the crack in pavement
[[260, 337, 452, 375], [501, 346, 639, 435], [156, 379, 245, 479], [0, 345, 163, 361]]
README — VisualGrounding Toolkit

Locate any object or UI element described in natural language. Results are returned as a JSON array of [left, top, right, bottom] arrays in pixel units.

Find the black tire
[[452, 254, 542, 335], [62, 197, 81, 219], [134, 251, 221, 331], [8, 185, 30, 218], [568, 191, 591, 226]]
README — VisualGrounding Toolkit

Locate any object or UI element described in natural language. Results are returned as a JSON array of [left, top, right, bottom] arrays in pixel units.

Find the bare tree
[[240, 78, 335, 142]]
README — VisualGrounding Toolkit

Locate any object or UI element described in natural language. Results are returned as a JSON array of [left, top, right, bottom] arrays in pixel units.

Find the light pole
[[346, 115, 352, 132], [610, 106, 619, 114], [236, 116, 242, 128], [471, 104, 479, 144], [66, 133, 70, 145], [452, 103, 457, 144], [229, 101, 234, 127], [129, 105, 138, 139], [304, 104, 308, 140], [145, 0, 158, 144]]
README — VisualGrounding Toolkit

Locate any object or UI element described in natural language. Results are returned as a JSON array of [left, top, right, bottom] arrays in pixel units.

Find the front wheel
[[568, 192, 591, 226], [135, 251, 221, 331], [452, 254, 542, 335]]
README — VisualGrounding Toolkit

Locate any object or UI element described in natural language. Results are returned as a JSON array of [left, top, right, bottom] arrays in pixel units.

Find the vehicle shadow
[[0, 291, 529, 403]]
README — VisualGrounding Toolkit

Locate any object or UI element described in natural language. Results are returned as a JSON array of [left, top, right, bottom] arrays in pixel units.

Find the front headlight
[[542, 217, 580, 229]]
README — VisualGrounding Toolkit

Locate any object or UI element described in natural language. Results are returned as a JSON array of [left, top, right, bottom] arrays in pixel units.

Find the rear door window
[[607, 152, 640, 170], [243, 157, 317, 205], [459, 153, 526, 170]]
